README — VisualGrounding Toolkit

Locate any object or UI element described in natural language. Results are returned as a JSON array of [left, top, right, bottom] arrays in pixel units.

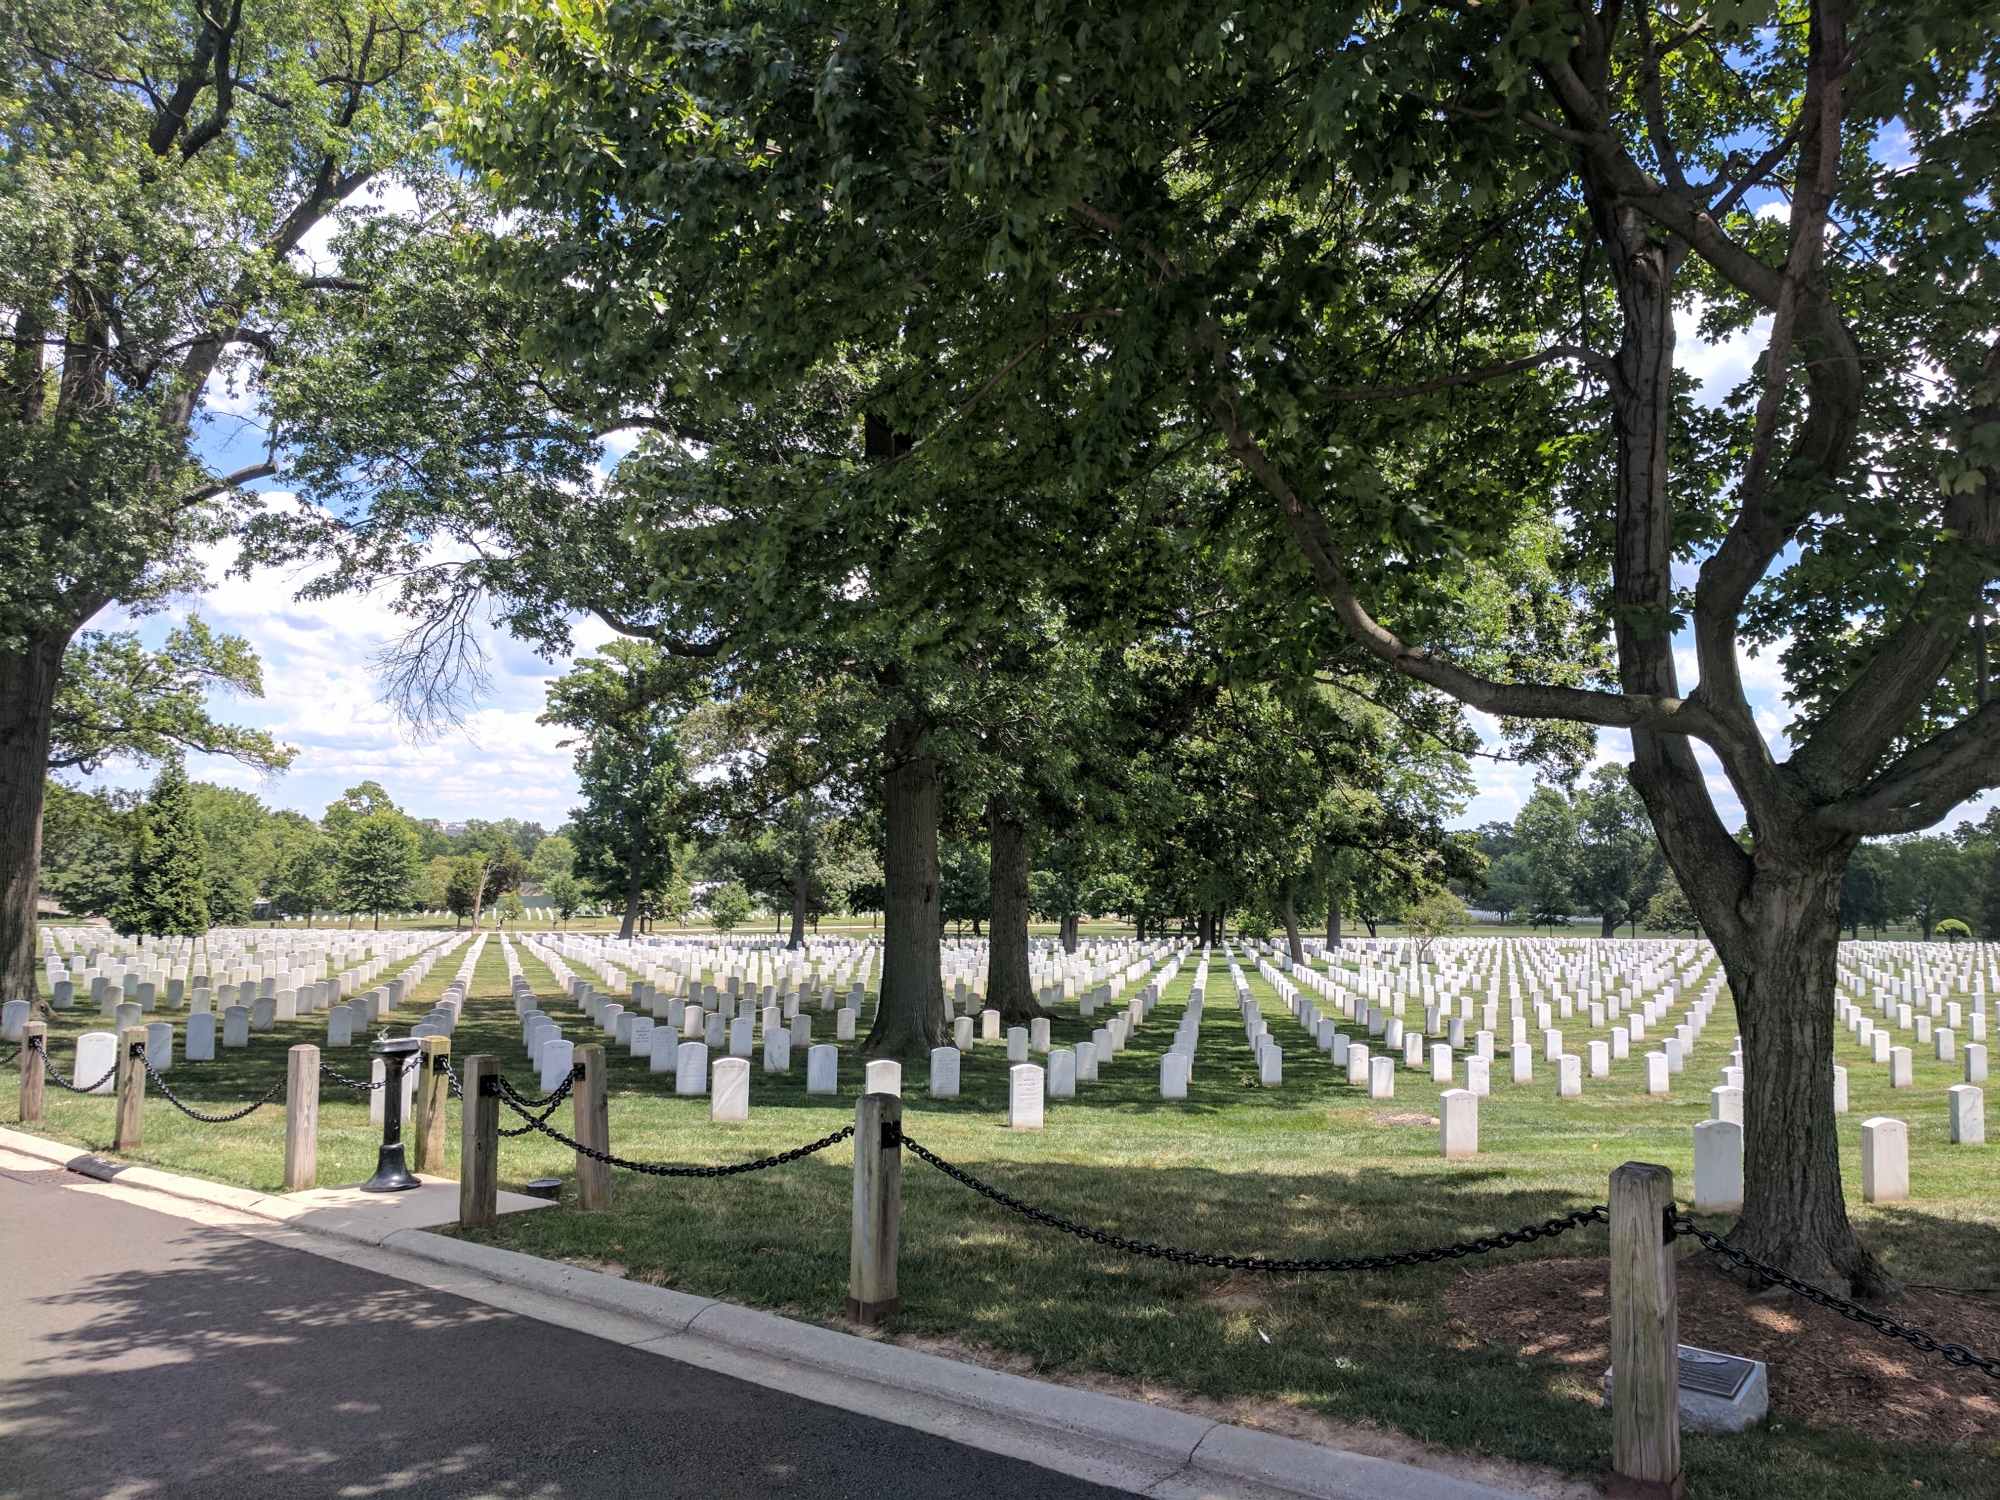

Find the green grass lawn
[[14, 932, 1998, 1498]]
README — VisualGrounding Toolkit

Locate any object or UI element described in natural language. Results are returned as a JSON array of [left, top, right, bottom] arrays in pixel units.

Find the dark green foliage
[[544, 640, 700, 937], [938, 840, 989, 934], [337, 814, 423, 927], [108, 760, 210, 936], [38, 782, 136, 918], [51, 619, 293, 777]]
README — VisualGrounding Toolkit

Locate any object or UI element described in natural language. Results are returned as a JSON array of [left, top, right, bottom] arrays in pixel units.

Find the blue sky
[[75, 293, 1995, 838]]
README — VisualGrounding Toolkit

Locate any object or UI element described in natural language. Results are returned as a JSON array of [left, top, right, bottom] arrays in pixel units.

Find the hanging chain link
[[29, 1035, 119, 1095], [141, 1056, 288, 1124], [318, 1063, 384, 1091], [490, 1072, 854, 1175], [1672, 1215, 2000, 1380], [0, 1044, 19, 1068], [489, 1069, 575, 1137], [900, 1131, 1609, 1272]]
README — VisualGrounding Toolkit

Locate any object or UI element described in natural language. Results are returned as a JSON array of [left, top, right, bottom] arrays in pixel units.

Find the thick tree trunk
[[986, 807, 1040, 1025], [1060, 912, 1079, 953], [788, 857, 808, 950], [618, 842, 641, 940], [1585, 142, 1889, 1295], [0, 633, 66, 1002], [1701, 840, 1890, 1295], [1600, 911, 1618, 939], [864, 728, 946, 1058], [1325, 899, 1342, 949], [1282, 891, 1304, 964]]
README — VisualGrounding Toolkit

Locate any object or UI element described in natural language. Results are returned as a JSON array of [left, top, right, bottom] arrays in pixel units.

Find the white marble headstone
[[1008, 1063, 1044, 1129], [711, 1056, 750, 1121], [928, 1046, 960, 1097], [676, 1041, 710, 1095], [73, 1031, 118, 1093], [806, 1043, 839, 1094]]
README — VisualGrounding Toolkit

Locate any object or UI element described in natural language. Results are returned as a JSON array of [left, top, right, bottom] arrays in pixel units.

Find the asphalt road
[[0, 1170, 1124, 1500]]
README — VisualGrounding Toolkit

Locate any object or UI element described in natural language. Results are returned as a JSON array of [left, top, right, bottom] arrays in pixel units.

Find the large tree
[[543, 640, 699, 939], [108, 759, 211, 937], [0, 0, 454, 996], [453, 0, 2000, 1294]]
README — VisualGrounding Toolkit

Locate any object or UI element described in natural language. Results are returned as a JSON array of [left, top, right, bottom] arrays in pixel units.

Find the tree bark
[[986, 806, 1040, 1025], [788, 857, 808, 950], [1060, 912, 1079, 953], [618, 840, 641, 940], [864, 725, 946, 1058], [1570, 37, 1887, 1293], [1325, 898, 1342, 948], [0, 632, 66, 1001], [1697, 837, 1890, 1293], [1282, 890, 1304, 963], [1600, 911, 1618, 939]]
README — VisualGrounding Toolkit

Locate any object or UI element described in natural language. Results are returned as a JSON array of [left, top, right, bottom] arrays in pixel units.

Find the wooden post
[[1609, 1162, 1682, 1499], [20, 1021, 45, 1123], [412, 1034, 450, 1174], [460, 1053, 500, 1228], [573, 1043, 612, 1211], [846, 1091, 903, 1324], [284, 1044, 320, 1191], [114, 1026, 147, 1153]]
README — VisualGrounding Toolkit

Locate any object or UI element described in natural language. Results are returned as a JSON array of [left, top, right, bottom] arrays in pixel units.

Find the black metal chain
[[0, 1044, 18, 1067], [901, 1131, 1608, 1272], [30, 1036, 119, 1095], [494, 1070, 576, 1111], [319, 1063, 384, 1091], [492, 1074, 572, 1137], [491, 1075, 855, 1176], [1673, 1216, 2000, 1380], [142, 1058, 288, 1124]]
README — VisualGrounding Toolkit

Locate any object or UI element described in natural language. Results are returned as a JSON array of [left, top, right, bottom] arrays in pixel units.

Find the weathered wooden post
[[846, 1090, 903, 1324], [573, 1044, 612, 1211], [284, 1044, 320, 1191], [412, 1034, 451, 1173], [1609, 1162, 1681, 1499], [20, 1021, 45, 1123], [114, 1026, 148, 1152], [460, 1053, 500, 1228]]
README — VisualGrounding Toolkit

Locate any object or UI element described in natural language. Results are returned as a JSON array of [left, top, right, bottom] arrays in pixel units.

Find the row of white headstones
[[9, 932, 473, 1095], [1248, 937, 1992, 1206], [502, 937, 1195, 1124]]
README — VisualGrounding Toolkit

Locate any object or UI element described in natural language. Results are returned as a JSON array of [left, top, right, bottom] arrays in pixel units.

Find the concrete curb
[[0, 1127, 1536, 1500]]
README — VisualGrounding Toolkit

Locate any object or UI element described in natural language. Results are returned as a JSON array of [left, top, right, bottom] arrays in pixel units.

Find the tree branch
[[179, 461, 276, 505], [1194, 320, 1734, 745], [1816, 704, 2000, 834], [588, 604, 731, 658]]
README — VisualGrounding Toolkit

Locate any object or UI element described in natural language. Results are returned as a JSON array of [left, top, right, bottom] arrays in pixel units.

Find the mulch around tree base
[[1445, 1255, 2000, 1445]]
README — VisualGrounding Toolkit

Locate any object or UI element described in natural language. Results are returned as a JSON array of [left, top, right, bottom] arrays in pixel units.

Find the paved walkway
[[0, 1170, 1123, 1499]]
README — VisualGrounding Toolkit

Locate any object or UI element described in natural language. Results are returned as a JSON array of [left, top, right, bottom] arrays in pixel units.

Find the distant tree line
[[1470, 772, 2000, 942]]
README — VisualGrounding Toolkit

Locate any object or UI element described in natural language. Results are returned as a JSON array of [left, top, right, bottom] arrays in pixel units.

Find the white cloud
[[73, 524, 621, 828], [1675, 302, 1768, 409]]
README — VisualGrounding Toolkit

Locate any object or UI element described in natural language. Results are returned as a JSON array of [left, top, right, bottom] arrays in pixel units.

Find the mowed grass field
[[15, 928, 2000, 1498]]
